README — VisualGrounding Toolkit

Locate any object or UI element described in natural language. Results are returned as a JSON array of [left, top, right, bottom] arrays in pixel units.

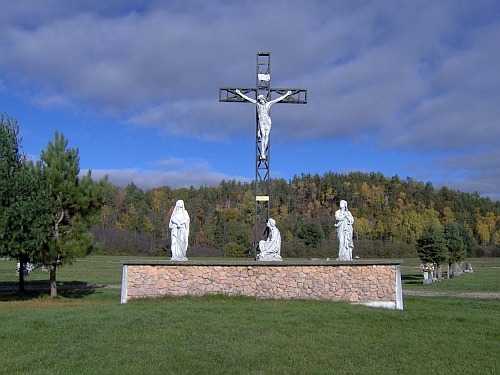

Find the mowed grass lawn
[[1, 256, 499, 374]]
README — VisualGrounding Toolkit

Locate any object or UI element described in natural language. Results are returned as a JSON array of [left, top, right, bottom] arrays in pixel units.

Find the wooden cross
[[219, 52, 307, 258]]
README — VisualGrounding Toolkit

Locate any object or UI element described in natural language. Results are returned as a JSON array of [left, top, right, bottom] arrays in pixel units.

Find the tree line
[[93, 165, 500, 260]]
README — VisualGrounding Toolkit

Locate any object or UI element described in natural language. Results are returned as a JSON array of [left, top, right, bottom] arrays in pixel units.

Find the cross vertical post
[[255, 52, 271, 260], [219, 52, 307, 259]]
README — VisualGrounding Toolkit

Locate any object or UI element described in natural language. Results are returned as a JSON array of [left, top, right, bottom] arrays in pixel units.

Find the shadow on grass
[[402, 273, 425, 285], [0, 281, 99, 301]]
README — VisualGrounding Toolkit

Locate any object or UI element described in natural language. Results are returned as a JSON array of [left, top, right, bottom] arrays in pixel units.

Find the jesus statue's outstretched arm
[[268, 91, 292, 105], [235, 90, 257, 104]]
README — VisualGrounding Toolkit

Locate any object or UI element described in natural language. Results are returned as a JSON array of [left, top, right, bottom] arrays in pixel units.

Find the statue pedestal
[[120, 259, 403, 310]]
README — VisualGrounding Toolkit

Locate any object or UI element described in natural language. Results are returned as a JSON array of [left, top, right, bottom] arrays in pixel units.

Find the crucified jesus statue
[[236, 89, 292, 160]]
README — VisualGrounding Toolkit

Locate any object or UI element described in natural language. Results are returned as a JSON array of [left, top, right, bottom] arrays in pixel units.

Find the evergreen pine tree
[[297, 221, 325, 247], [0, 114, 53, 292], [416, 222, 447, 270], [458, 226, 476, 257], [39, 131, 108, 297], [443, 222, 467, 277]]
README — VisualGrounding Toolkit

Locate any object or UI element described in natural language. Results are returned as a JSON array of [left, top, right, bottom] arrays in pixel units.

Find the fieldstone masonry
[[121, 260, 403, 309]]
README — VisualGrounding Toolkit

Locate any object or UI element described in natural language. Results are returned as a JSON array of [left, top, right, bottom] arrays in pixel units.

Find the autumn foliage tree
[[90, 171, 500, 258]]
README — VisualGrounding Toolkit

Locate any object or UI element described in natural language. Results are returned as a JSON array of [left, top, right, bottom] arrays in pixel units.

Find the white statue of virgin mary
[[169, 200, 190, 261]]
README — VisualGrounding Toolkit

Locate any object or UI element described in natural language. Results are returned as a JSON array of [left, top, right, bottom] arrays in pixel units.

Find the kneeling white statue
[[257, 218, 282, 261], [169, 200, 190, 261]]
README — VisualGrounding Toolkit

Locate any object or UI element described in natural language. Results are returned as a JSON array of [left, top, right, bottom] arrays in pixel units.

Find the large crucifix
[[219, 52, 307, 259]]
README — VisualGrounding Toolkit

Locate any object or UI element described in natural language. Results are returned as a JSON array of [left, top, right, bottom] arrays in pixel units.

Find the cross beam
[[219, 88, 307, 103], [219, 52, 307, 259]]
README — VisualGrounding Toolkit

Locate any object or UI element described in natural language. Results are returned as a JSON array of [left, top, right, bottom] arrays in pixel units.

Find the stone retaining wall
[[120, 260, 403, 309]]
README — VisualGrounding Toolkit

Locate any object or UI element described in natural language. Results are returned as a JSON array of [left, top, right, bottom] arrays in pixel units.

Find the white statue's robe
[[257, 219, 282, 261], [335, 204, 354, 261], [169, 200, 190, 261]]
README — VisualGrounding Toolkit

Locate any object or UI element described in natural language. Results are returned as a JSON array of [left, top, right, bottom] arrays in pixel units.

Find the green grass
[[0, 295, 499, 374], [400, 257, 500, 292], [1, 256, 499, 374], [0, 255, 128, 286]]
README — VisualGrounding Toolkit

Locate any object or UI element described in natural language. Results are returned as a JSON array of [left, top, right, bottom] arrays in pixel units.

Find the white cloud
[[2, 0, 500, 200], [85, 167, 251, 190], [83, 156, 251, 190], [2, 1, 499, 151]]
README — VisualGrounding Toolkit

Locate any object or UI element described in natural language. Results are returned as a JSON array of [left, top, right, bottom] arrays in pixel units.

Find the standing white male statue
[[335, 200, 354, 261], [257, 218, 282, 261], [235, 89, 291, 160], [169, 200, 190, 261]]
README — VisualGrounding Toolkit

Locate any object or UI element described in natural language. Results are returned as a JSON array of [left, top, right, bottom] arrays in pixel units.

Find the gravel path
[[403, 290, 500, 299]]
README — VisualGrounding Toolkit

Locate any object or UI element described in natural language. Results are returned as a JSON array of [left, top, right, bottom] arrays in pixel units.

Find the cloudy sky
[[1, 1, 499, 201]]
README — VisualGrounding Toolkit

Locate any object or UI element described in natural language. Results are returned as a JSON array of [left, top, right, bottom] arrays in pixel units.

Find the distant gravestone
[[421, 263, 434, 284], [423, 272, 433, 285], [454, 262, 464, 277]]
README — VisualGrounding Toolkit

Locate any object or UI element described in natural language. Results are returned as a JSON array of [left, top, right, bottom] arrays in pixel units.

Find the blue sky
[[1, 0, 499, 201]]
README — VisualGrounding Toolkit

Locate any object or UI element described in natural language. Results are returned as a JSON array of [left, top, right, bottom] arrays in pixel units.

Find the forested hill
[[91, 171, 500, 258]]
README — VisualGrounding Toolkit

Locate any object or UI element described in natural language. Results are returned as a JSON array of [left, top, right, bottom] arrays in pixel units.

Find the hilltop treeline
[[91, 171, 500, 258]]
